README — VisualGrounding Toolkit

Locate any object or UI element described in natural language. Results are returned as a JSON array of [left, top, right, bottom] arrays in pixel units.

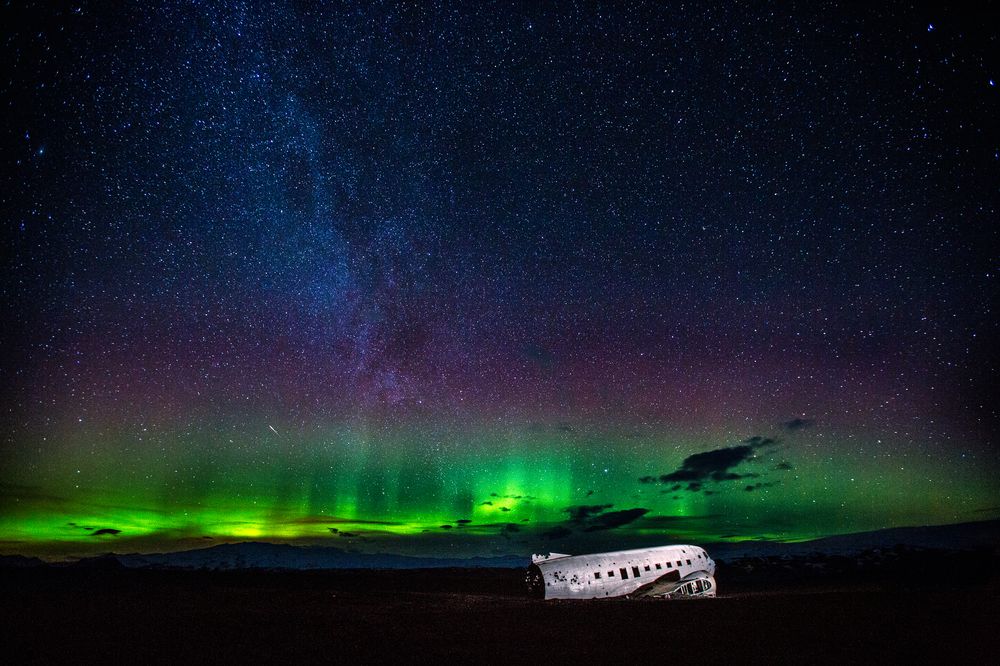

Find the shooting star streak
[[268, 425, 279, 436]]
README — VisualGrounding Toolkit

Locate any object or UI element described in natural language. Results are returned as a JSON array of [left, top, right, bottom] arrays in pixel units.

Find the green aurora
[[2, 421, 996, 559]]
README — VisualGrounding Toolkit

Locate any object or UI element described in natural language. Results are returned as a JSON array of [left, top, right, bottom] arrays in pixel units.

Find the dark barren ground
[[3, 553, 999, 664]]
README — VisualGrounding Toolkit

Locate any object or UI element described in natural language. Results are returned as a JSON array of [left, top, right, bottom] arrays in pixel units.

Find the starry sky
[[2, 2, 998, 559]]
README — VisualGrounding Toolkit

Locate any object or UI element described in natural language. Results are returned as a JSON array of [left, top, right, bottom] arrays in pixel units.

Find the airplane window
[[655, 563, 662, 570], [594, 572, 601, 579], [631, 566, 640, 577], [644, 565, 651, 571], [686, 559, 691, 565], [608, 571, 615, 577], [666, 562, 672, 568], [676, 561, 682, 567], [619, 568, 629, 580]]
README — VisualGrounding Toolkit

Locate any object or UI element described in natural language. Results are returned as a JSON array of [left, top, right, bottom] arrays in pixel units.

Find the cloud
[[642, 436, 779, 489], [455, 519, 472, 526], [480, 501, 493, 506], [782, 418, 815, 431], [541, 526, 572, 540], [566, 504, 614, 524], [742, 436, 778, 447], [582, 508, 649, 532], [774, 461, 793, 471], [745, 482, 777, 492], [561, 504, 648, 532], [91, 528, 121, 536], [499, 523, 520, 539]]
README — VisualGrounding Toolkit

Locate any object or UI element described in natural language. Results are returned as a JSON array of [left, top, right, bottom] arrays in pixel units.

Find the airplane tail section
[[531, 552, 571, 563]]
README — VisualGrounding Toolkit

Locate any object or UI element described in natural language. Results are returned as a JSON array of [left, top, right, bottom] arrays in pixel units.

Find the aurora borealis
[[2, 2, 998, 559]]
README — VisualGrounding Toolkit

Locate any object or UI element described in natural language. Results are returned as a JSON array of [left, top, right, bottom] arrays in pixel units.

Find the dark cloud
[[480, 501, 493, 506], [782, 418, 815, 431], [582, 508, 649, 532], [561, 504, 649, 532], [585, 490, 594, 497], [328, 528, 339, 533], [485, 493, 534, 501], [745, 482, 777, 492], [742, 436, 778, 447], [541, 526, 572, 540], [455, 519, 472, 525], [566, 504, 614, 524], [439, 524, 453, 529], [639, 514, 723, 527], [67, 522, 95, 532], [499, 507, 511, 512], [774, 461, 794, 471], [499, 523, 520, 539], [644, 437, 778, 488], [91, 528, 121, 536]]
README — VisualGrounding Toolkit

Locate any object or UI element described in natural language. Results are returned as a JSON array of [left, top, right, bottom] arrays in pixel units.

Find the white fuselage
[[529, 544, 715, 600]]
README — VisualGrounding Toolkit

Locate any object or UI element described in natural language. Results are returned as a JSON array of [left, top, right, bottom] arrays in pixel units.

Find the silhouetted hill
[[0, 554, 46, 568], [71, 542, 526, 571], [709, 519, 1000, 560]]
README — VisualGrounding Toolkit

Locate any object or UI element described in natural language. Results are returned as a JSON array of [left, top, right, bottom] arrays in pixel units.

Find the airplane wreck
[[525, 544, 716, 600]]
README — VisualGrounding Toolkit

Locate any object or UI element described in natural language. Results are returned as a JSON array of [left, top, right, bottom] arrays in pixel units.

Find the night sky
[[2, 2, 998, 559]]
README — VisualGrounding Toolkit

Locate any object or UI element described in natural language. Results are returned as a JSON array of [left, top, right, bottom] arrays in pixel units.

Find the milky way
[[2, 2, 997, 558]]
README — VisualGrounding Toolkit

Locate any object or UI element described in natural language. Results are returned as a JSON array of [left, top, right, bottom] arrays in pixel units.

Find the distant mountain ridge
[[708, 519, 1000, 560], [80, 542, 528, 570], [5, 519, 997, 570]]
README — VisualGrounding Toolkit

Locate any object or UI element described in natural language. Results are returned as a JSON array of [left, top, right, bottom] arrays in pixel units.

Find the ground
[[3, 564, 997, 663]]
